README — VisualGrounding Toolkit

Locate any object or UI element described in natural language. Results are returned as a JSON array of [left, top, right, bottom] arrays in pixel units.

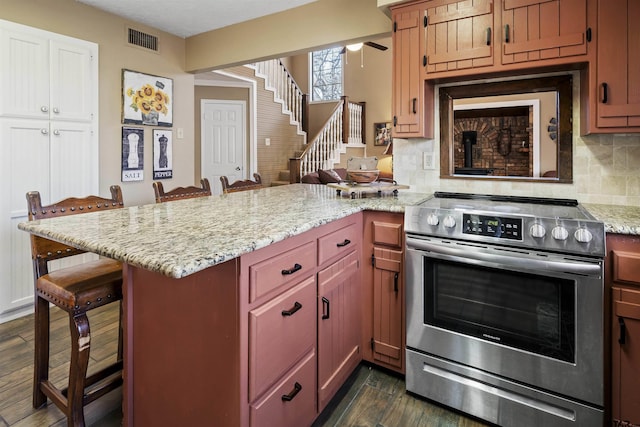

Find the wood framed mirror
[[439, 75, 573, 183]]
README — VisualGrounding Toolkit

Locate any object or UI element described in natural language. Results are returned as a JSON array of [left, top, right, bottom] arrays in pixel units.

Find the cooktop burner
[[405, 192, 605, 257]]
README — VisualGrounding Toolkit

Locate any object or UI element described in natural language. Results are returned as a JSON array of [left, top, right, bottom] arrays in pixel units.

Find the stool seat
[[37, 258, 122, 314]]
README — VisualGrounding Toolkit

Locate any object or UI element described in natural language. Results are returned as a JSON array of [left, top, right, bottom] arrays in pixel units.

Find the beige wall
[[185, 0, 392, 72], [1, 0, 194, 206]]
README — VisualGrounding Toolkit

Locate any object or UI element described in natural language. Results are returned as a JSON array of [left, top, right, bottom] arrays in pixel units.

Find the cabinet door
[[50, 40, 96, 123], [392, 5, 427, 138], [0, 119, 50, 316], [612, 287, 640, 425], [317, 250, 361, 411], [425, 0, 494, 73], [596, 0, 640, 129], [0, 26, 50, 119], [372, 247, 404, 370], [501, 0, 588, 65]]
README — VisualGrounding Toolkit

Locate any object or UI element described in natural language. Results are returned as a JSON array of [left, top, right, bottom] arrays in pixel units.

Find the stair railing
[[250, 59, 308, 133], [289, 96, 366, 183]]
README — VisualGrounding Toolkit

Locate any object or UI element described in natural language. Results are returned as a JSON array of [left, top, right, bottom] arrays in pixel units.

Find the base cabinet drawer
[[317, 222, 359, 266], [249, 276, 316, 401], [250, 351, 317, 427]]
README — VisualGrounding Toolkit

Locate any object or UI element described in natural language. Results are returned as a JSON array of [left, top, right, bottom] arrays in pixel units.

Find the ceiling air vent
[[127, 28, 158, 52]]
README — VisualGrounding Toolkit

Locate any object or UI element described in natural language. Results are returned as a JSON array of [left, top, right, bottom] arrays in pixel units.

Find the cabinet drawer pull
[[337, 239, 351, 248], [281, 263, 302, 275], [412, 98, 417, 114], [281, 301, 302, 317], [601, 82, 609, 104], [393, 272, 399, 293], [486, 27, 491, 46], [281, 382, 302, 402], [505, 24, 510, 43], [322, 296, 330, 319], [619, 317, 626, 345]]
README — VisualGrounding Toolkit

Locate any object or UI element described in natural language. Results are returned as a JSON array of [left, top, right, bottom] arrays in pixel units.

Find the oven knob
[[529, 223, 546, 239], [574, 227, 593, 243], [551, 226, 569, 241], [426, 213, 439, 226], [443, 215, 456, 229]]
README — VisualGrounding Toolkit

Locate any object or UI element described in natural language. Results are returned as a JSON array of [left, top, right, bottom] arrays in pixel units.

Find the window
[[310, 47, 343, 102]]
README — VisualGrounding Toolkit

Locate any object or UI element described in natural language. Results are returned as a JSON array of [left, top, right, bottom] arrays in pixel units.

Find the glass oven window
[[424, 258, 575, 363]]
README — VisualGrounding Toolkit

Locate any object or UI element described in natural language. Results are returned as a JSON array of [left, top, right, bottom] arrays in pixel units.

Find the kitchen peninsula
[[18, 183, 429, 427]]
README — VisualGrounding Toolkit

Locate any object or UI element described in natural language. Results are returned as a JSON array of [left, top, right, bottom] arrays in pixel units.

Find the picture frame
[[153, 129, 173, 180], [121, 127, 144, 182], [374, 122, 391, 146], [122, 69, 173, 127]]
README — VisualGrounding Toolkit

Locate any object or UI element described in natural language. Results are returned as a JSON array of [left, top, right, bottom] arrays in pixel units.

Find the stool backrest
[[153, 178, 211, 203], [220, 173, 263, 194], [26, 186, 124, 276]]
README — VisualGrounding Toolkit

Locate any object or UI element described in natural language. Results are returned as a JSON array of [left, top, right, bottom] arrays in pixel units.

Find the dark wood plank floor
[[0, 304, 488, 426]]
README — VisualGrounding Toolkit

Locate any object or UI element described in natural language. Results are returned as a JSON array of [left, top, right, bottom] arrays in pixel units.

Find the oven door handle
[[406, 237, 602, 276]]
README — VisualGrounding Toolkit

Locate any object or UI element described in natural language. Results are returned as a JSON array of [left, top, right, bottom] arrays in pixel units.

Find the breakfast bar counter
[[18, 184, 429, 279], [18, 184, 430, 427]]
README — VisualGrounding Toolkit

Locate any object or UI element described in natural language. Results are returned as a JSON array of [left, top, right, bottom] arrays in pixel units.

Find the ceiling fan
[[340, 41, 388, 54]]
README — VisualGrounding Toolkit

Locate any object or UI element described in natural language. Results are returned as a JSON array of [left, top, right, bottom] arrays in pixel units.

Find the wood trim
[[427, 2, 493, 25], [504, 0, 554, 10], [429, 46, 493, 65]]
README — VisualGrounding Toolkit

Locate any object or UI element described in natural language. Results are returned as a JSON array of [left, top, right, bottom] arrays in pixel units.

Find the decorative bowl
[[347, 169, 379, 184]]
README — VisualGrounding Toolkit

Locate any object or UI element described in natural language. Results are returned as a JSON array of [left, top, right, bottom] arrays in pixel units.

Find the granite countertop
[[18, 184, 430, 279], [583, 203, 640, 236]]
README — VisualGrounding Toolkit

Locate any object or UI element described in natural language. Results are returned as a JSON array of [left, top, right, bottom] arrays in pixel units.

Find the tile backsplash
[[393, 77, 640, 207]]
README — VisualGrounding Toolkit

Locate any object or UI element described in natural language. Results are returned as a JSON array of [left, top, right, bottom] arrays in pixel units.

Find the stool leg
[[67, 313, 91, 427], [33, 294, 49, 409]]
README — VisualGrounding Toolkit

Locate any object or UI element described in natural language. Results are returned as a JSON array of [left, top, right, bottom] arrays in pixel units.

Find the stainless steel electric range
[[404, 192, 606, 427]]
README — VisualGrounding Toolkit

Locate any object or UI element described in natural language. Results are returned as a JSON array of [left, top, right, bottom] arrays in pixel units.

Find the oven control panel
[[462, 214, 523, 240]]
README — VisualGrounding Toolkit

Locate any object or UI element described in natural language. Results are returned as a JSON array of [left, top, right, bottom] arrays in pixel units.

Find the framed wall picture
[[153, 129, 173, 180], [122, 127, 144, 182], [374, 122, 392, 146], [122, 69, 173, 127]]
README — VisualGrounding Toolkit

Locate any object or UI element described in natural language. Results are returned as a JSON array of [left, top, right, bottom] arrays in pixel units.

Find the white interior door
[[201, 100, 246, 195]]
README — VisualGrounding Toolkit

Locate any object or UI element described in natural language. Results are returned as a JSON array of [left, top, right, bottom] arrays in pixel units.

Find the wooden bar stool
[[220, 173, 263, 194], [26, 186, 125, 427], [153, 178, 211, 203]]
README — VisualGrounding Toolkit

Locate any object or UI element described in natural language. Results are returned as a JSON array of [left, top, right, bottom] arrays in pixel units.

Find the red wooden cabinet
[[317, 250, 362, 410], [391, 2, 434, 139], [593, 0, 640, 131], [606, 234, 640, 426], [361, 211, 406, 374], [424, 0, 495, 73], [501, 0, 589, 65]]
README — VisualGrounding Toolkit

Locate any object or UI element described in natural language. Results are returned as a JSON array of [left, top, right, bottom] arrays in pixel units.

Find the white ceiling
[[76, 0, 319, 38]]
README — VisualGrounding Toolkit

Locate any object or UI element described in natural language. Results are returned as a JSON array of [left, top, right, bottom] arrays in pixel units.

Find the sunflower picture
[[122, 69, 173, 127]]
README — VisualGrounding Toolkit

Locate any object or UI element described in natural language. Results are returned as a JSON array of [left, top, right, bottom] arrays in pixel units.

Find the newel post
[[289, 157, 301, 184], [302, 94, 309, 134], [341, 96, 349, 144]]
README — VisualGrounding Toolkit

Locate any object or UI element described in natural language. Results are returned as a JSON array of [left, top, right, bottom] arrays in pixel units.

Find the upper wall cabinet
[[420, 0, 594, 80], [582, 0, 640, 134], [391, 2, 434, 138], [0, 21, 95, 123], [424, 0, 495, 74], [501, 0, 589, 65]]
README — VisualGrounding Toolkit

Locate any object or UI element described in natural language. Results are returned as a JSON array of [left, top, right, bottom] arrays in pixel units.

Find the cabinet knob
[[52, 107, 60, 114], [53, 129, 60, 136], [41, 129, 48, 135], [41, 106, 49, 113]]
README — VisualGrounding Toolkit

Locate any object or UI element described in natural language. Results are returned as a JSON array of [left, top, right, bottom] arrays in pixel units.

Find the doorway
[[200, 100, 246, 195]]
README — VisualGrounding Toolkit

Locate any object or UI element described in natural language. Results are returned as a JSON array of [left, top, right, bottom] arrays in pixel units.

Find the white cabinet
[[0, 19, 98, 321]]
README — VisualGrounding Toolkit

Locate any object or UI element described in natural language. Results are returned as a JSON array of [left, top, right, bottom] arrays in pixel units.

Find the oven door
[[405, 234, 604, 406]]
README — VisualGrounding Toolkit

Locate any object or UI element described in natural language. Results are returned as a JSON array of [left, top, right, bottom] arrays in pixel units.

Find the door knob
[[235, 167, 241, 171]]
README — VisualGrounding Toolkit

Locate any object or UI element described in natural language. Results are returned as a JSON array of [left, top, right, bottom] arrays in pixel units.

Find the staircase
[[245, 60, 366, 185]]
